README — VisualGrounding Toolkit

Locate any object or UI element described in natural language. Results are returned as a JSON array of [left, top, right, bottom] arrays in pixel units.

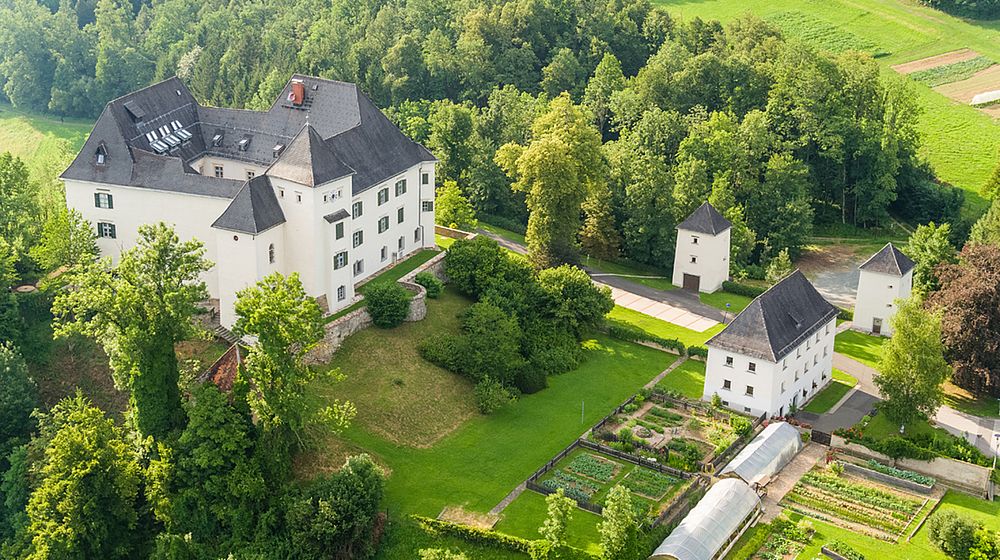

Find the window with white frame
[[378, 188, 389, 205], [725, 356, 733, 367], [337, 285, 346, 301], [378, 216, 389, 233], [395, 179, 406, 196], [353, 259, 364, 276], [352, 230, 364, 248], [352, 201, 363, 218], [333, 251, 348, 269], [745, 385, 754, 396], [94, 192, 113, 209], [422, 201, 434, 212], [748, 362, 756, 373], [97, 222, 116, 238], [723, 379, 731, 390]]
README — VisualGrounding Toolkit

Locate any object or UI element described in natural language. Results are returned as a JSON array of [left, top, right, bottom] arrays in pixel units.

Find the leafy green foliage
[[875, 296, 951, 424], [0, 153, 39, 267], [598, 485, 640, 560], [539, 488, 574, 550], [904, 222, 956, 295], [537, 265, 613, 336], [29, 206, 96, 273], [365, 281, 412, 329], [473, 376, 516, 415], [52, 222, 211, 438], [565, 454, 618, 483], [864, 460, 935, 486], [765, 248, 793, 282], [435, 181, 478, 231], [443, 236, 508, 298], [24, 394, 143, 560], [414, 271, 444, 298], [929, 511, 980, 560], [234, 272, 354, 450], [0, 343, 36, 464]]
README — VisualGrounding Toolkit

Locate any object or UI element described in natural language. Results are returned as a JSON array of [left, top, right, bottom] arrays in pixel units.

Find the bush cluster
[[474, 377, 517, 414], [686, 346, 708, 359], [721, 281, 766, 298], [427, 237, 612, 410], [605, 320, 684, 354], [413, 272, 444, 299], [365, 282, 412, 328]]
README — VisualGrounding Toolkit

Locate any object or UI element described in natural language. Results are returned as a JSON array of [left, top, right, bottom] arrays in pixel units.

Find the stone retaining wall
[[841, 462, 934, 495]]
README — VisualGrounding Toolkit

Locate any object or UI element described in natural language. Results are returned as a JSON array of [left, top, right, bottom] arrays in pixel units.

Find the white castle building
[[853, 243, 914, 337], [703, 271, 838, 418], [61, 75, 437, 328], [672, 202, 731, 293]]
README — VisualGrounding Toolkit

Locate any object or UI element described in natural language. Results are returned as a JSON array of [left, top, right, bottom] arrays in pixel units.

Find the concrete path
[[934, 406, 1000, 458], [644, 356, 687, 389], [477, 227, 725, 328], [760, 442, 825, 522]]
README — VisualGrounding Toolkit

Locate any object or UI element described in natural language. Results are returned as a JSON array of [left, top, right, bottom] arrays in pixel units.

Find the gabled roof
[[859, 243, 915, 277], [199, 344, 241, 393], [211, 175, 286, 234], [267, 124, 354, 186], [707, 271, 838, 362], [677, 202, 731, 235]]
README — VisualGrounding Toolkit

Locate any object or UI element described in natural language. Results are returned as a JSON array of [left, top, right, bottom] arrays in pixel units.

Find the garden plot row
[[781, 467, 925, 541]]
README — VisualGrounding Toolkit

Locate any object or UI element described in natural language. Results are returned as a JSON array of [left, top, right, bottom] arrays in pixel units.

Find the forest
[[0, 0, 972, 277]]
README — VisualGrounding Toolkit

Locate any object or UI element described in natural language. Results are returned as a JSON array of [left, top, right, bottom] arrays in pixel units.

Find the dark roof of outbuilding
[[211, 175, 286, 234], [859, 243, 915, 276], [62, 75, 435, 199], [199, 344, 241, 393], [267, 124, 354, 186], [677, 202, 731, 235], [323, 209, 351, 223], [707, 271, 838, 362]]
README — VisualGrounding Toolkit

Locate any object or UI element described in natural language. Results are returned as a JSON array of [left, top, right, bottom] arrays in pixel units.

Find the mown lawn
[[581, 255, 676, 293], [656, 0, 1000, 215], [607, 305, 724, 348], [494, 491, 603, 555], [656, 359, 706, 399], [0, 102, 92, 183], [833, 329, 887, 369], [802, 369, 857, 414], [699, 290, 753, 315], [943, 380, 1000, 418], [479, 223, 526, 246]]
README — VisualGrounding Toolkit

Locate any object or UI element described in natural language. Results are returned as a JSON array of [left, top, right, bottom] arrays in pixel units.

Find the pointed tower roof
[[266, 123, 354, 187], [677, 202, 731, 235], [707, 271, 838, 362], [211, 175, 286, 234], [859, 243, 915, 277]]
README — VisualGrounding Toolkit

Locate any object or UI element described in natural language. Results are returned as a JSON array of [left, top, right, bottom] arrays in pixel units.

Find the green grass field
[[607, 305, 724, 348], [699, 290, 753, 315], [495, 491, 603, 554], [833, 329, 887, 369], [943, 380, 1000, 418], [657, 0, 1000, 216], [802, 369, 858, 414], [656, 359, 706, 399]]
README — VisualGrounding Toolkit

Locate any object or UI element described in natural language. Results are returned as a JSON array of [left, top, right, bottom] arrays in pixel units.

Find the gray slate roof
[[62, 75, 435, 201], [707, 270, 838, 362], [323, 209, 350, 223], [677, 202, 731, 235], [859, 243, 915, 276], [267, 124, 354, 186], [211, 175, 286, 234]]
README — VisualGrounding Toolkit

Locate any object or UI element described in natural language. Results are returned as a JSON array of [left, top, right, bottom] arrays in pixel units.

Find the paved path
[[644, 355, 687, 389], [760, 442, 825, 522], [934, 405, 1000, 458], [477, 228, 724, 328]]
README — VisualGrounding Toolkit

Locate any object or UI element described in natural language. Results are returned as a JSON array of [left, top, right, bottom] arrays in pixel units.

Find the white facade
[[854, 268, 912, 337], [672, 227, 730, 293], [703, 317, 836, 418], [69, 160, 436, 329]]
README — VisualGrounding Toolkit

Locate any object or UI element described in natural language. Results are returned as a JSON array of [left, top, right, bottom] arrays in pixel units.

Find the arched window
[[268, 243, 276, 264]]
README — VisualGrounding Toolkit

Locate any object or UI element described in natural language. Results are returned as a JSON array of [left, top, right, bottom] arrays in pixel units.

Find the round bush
[[365, 282, 412, 328], [414, 271, 444, 298]]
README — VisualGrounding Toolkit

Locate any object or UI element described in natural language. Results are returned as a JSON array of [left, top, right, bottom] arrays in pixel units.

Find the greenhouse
[[720, 421, 802, 486], [649, 478, 761, 560]]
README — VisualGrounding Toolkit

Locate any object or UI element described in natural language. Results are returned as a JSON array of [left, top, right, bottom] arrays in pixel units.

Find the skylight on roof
[[171, 120, 181, 131], [238, 135, 252, 151], [273, 143, 284, 157], [150, 140, 169, 153], [212, 132, 224, 147]]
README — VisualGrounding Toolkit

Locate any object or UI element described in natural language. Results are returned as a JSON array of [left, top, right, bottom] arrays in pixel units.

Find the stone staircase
[[213, 325, 240, 346]]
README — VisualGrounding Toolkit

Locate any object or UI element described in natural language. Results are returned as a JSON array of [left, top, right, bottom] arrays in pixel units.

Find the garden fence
[[578, 439, 689, 478], [709, 412, 767, 474], [648, 475, 708, 529]]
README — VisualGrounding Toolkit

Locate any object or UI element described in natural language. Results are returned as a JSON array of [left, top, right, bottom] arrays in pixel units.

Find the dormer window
[[211, 132, 224, 147], [238, 135, 252, 151], [273, 144, 284, 158], [95, 144, 107, 165]]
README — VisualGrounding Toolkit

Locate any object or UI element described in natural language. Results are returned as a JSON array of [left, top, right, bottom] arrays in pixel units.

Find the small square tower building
[[672, 202, 731, 293], [853, 243, 914, 337]]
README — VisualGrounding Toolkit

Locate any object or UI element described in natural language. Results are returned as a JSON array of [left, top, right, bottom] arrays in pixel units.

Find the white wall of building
[[214, 225, 285, 328], [672, 227, 730, 293], [854, 269, 911, 337], [65, 178, 229, 297], [189, 156, 268, 182], [703, 318, 837, 417]]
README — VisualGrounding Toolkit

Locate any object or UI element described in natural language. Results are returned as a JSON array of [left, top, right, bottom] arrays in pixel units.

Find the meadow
[[658, 0, 1000, 217]]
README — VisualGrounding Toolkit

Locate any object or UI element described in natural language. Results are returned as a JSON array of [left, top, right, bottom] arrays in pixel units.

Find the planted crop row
[[864, 460, 935, 486], [789, 485, 911, 529], [783, 490, 907, 534], [541, 470, 599, 502], [622, 468, 679, 499], [801, 472, 920, 513], [647, 406, 684, 424], [910, 56, 995, 86], [565, 453, 619, 482]]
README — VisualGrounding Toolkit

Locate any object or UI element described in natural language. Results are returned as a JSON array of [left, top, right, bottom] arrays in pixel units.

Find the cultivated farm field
[[657, 0, 1000, 215]]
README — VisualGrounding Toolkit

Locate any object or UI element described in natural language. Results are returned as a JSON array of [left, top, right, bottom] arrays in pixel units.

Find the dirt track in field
[[934, 64, 1000, 104], [892, 48, 978, 73]]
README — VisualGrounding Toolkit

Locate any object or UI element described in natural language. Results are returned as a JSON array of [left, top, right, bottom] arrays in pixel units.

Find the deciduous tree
[[0, 343, 36, 464], [52, 223, 211, 438], [30, 207, 97, 272], [435, 181, 478, 231], [875, 296, 951, 425], [904, 222, 956, 295], [599, 484, 640, 560], [539, 487, 574, 550]]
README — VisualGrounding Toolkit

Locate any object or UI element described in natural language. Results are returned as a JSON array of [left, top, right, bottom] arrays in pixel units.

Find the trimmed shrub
[[514, 367, 548, 394], [928, 511, 979, 560], [418, 334, 463, 372], [444, 236, 507, 298], [414, 271, 444, 298], [686, 346, 708, 359], [722, 281, 766, 298], [521, 320, 582, 376], [364, 282, 412, 328], [413, 515, 533, 554], [474, 377, 516, 414]]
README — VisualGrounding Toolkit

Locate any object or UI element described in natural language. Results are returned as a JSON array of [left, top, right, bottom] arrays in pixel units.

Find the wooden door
[[682, 273, 700, 292]]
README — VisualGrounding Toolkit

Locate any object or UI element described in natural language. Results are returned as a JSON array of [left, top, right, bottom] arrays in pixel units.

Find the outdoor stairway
[[213, 325, 240, 346]]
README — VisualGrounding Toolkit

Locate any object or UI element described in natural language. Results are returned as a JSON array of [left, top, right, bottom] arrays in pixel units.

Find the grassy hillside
[[658, 0, 1000, 216]]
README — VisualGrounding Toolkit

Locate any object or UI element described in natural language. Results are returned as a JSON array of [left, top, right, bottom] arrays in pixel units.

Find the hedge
[[686, 346, 708, 359], [412, 516, 598, 560], [722, 280, 766, 298], [606, 320, 685, 354], [837, 307, 853, 321]]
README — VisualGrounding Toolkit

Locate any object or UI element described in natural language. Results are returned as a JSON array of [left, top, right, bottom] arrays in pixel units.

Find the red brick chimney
[[289, 79, 305, 106]]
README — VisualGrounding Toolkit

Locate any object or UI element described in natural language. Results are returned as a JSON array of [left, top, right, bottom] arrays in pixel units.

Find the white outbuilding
[[672, 202, 731, 294], [649, 478, 761, 560], [719, 421, 803, 487], [853, 243, 914, 337]]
